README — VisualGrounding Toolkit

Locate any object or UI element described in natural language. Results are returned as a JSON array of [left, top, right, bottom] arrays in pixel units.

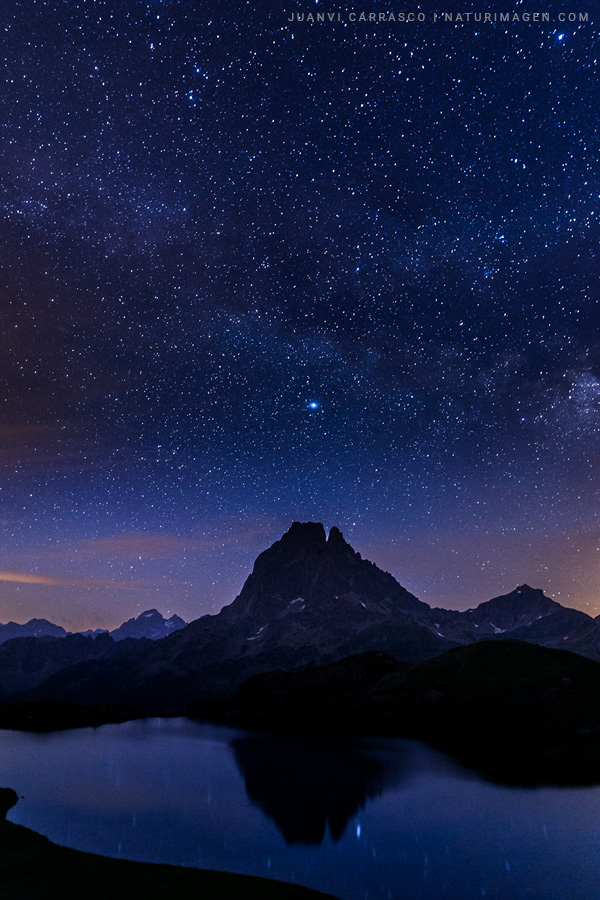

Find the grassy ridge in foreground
[[195, 642, 600, 785], [0, 790, 338, 900]]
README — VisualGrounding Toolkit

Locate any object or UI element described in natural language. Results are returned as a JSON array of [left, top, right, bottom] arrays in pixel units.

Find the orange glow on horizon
[[0, 571, 143, 591]]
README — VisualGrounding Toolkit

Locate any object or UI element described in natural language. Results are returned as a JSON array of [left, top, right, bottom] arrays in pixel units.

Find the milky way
[[0, 1, 599, 627]]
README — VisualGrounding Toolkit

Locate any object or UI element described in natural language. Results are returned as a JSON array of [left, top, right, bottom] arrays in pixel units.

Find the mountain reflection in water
[[231, 733, 406, 844], [5, 720, 600, 900]]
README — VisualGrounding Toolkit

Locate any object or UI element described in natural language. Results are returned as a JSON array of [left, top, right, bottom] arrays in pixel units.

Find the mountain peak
[[513, 584, 546, 597], [221, 521, 423, 629], [282, 521, 327, 549], [111, 609, 187, 641], [0, 618, 67, 644], [466, 584, 561, 633], [327, 525, 346, 545], [276, 522, 354, 555]]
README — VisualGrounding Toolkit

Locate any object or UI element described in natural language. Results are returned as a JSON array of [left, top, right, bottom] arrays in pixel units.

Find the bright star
[[307, 401, 320, 410]]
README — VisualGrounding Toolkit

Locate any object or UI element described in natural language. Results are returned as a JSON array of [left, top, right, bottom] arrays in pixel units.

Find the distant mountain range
[[2, 522, 600, 714], [0, 618, 68, 644], [0, 609, 187, 645]]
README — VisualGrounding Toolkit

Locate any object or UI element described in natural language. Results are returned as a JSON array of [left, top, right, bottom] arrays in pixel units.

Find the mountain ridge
[[3, 522, 600, 712], [0, 609, 187, 645]]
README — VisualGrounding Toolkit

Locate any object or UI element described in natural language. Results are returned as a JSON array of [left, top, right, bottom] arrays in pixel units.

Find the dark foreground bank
[[0, 789, 339, 900]]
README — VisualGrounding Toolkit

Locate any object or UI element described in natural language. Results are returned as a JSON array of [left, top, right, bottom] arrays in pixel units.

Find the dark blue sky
[[0, 1, 599, 629]]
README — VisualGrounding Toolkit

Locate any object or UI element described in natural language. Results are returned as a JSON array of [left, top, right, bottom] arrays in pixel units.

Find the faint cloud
[[74, 524, 276, 559], [0, 570, 144, 591]]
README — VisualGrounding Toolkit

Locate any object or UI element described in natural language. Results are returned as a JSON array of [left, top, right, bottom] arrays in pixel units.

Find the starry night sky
[[1, 0, 599, 630]]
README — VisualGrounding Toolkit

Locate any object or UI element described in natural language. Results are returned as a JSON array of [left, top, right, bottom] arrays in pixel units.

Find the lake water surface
[[1, 718, 599, 900]]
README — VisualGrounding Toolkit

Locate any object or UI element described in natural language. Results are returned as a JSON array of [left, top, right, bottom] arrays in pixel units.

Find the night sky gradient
[[1, 0, 599, 629]]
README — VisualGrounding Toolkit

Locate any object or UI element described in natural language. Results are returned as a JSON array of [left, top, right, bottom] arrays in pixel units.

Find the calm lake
[[1, 717, 599, 899]]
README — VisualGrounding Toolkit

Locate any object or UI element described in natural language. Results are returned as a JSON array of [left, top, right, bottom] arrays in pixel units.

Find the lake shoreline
[[2, 703, 600, 789], [2, 718, 599, 900], [6, 641, 600, 788], [0, 789, 339, 900]]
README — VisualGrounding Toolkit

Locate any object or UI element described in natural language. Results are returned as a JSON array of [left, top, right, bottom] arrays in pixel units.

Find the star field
[[0, 0, 599, 628]]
